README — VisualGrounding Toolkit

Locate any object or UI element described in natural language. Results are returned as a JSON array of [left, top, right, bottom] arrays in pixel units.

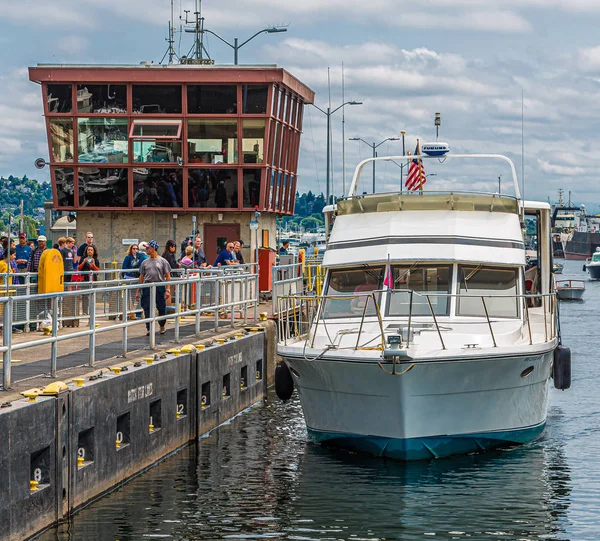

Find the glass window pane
[[268, 169, 275, 208], [243, 169, 262, 208], [49, 119, 74, 162], [280, 174, 288, 211], [387, 266, 452, 316], [77, 84, 127, 113], [131, 120, 181, 138], [188, 120, 238, 164], [324, 267, 384, 318], [458, 266, 518, 318], [47, 84, 72, 113], [79, 167, 128, 207], [132, 85, 182, 114], [274, 171, 282, 209], [188, 168, 238, 208], [54, 167, 75, 207], [133, 168, 182, 207], [133, 140, 181, 163], [187, 85, 237, 114], [77, 118, 128, 163], [242, 85, 268, 114], [272, 86, 279, 116], [242, 119, 265, 164]]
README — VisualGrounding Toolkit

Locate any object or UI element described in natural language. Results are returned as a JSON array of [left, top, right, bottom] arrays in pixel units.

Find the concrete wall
[[76, 211, 277, 266], [0, 329, 273, 541]]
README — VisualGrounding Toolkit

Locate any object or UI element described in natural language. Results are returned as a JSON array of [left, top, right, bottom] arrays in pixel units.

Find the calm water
[[41, 259, 600, 541]]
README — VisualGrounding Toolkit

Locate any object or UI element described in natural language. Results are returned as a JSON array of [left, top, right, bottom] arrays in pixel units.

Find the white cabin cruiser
[[276, 153, 571, 461]]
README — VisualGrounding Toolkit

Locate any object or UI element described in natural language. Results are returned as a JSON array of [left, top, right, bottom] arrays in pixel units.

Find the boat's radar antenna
[[422, 142, 450, 157]]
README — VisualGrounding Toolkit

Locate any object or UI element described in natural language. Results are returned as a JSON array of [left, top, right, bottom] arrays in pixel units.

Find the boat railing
[[556, 279, 586, 289], [277, 288, 557, 352]]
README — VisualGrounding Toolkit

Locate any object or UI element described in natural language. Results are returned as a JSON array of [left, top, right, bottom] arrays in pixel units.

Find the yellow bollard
[[109, 367, 121, 375], [256, 371, 261, 380], [259, 312, 268, 321], [235, 333, 243, 339], [30, 480, 39, 492], [73, 378, 85, 387], [195, 344, 206, 351], [201, 395, 207, 409], [143, 356, 154, 365], [148, 423, 154, 433], [167, 348, 181, 356], [23, 391, 39, 402], [77, 456, 84, 467], [216, 338, 225, 345]]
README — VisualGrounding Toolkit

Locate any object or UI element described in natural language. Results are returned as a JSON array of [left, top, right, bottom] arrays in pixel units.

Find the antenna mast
[[159, 0, 179, 65], [181, 0, 214, 64], [557, 188, 564, 207]]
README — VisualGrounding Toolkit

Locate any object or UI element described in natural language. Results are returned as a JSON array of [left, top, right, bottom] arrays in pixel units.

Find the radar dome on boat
[[422, 142, 450, 156]]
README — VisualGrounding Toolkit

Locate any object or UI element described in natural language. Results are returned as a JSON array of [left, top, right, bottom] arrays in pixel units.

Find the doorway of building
[[204, 223, 240, 264]]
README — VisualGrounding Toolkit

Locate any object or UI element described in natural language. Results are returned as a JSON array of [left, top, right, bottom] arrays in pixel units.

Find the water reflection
[[40, 393, 572, 541]]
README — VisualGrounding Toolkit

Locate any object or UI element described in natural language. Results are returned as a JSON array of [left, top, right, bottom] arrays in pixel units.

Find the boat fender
[[582, 264, 587, 272], [553, 346, 571, 390], [275, 362, 294, 401]]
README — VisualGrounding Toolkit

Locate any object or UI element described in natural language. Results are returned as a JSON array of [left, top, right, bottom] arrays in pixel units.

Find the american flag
[[405, 139, 426, 192]]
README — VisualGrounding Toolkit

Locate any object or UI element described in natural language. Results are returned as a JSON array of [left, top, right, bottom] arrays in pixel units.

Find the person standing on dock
[[15, 233, 31, 284], [213, 242, 237, 266], [193, 236, 210, 268], [76, 231, 95, 265], [135, 240, 171, 336], [27, 235, 47, 274], [234, 241, 245, 264]]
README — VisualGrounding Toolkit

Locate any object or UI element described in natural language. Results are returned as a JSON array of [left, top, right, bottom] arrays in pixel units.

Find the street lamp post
[[203, 26, 287, 64], [400, 130, 406, 192], [313, 101, 363, 203], [349, 137, 401, 193]]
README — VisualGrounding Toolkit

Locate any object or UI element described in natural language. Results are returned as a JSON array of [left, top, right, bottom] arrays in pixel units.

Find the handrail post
[[195, 275, 201, 336], [150, 285, 156, 349], [243, 276, 249, 325], [174, 282, 181, 343], [524, 295, 533, 345], [230, 277, 235, 328], [542, 294, 548, 342], [25, 273, 31, 333], [481, 296, 497, 347], [122, 287, 128, 357], [425, 295, 446, 350], [3, 298, 13, 389], [254, 275, 258, 322], [88, 291, 96, 366], [407, 290, 413, 347], [51, 295, 59, 376], [214, 279, 220, 332]]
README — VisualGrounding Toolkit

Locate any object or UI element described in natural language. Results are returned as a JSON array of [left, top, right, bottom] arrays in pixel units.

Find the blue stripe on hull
[[307, 423, 546, 461]]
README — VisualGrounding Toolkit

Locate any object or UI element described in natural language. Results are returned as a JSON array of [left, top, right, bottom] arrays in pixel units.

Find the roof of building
[[29, 63, 315, 103]]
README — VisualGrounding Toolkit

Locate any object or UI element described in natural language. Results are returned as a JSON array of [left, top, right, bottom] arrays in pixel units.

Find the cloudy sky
[[2, 0, 600, 207]]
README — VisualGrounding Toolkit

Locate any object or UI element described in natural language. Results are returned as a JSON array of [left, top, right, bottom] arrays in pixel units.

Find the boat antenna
[[521, 89, 525, 202], [181, 0, 213, 64], [342, 62, 346, 197], [557, 188, 564, 207], [160, 0, 179, 65]]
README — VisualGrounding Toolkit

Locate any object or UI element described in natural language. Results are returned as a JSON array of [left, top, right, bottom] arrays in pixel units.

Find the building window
[[133, 141, 182, 163], [242, 85, 268, 114], [242, 119, 265, 164], [76, 84, 127, 114], [130, 119, 182, 138], [49, 119, 74, 162], [187, 85, 237, 114], [79, 167, 128, 207], [77, 118, 128, 163], [271, 86, 280, 117], [188, 168, 238, 209], [243, 169, 262, 208], [188, 120, 238, 164], [133, 168, 183, 208], [47, 84, 72, 113], [132, 85, 182, 114], [54, 167, 75, 207]]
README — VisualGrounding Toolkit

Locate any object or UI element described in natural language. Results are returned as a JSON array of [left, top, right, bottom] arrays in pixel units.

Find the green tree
[[300, 216, 321, 231]]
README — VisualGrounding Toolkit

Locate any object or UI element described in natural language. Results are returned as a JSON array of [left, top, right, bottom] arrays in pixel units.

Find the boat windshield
[[592, 253, 600, 262], [323, 266, 384, 318], [386, 265, 452, 316], [457, 266, 519, 318]]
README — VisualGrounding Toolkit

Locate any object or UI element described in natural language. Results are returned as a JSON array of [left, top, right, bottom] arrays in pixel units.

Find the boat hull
[[557, 288, 585, 300], [282, 350, 553, 461], [587, 263, 600, 280]]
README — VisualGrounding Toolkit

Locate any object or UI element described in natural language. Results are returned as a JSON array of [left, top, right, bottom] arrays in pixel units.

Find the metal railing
[[271, 258, 324, 315], [277, 289, 558, 353], [1, 268, 259, 389]]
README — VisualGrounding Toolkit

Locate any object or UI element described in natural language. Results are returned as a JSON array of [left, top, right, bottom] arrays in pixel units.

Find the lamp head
[[349, 137, 360, 141], [348, 101, 363, 105], [267, 27, 287, 33], [389, 137, 401, 141]]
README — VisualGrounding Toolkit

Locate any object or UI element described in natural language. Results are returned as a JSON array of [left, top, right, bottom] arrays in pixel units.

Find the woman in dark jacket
[[162, 240, 179, 270]]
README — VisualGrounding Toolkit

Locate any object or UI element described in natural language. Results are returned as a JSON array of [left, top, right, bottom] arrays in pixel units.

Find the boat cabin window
[[457, 266, 519, 318], [323, 267, 384, 318], [386, 265, 452, 316], [592, 252, 600, 262]]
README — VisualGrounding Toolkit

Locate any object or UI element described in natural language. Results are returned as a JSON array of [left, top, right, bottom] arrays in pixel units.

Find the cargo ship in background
[[551, 190, 600, 260]]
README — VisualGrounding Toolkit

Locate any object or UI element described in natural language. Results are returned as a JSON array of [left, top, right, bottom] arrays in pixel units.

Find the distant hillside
[[0, 175, 52, 232]]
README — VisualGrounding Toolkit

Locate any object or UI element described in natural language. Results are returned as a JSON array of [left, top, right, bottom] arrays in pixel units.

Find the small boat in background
[[553, 262, 564, 274], [583, 248, 600, 279], [556, 279, 585, 301]]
